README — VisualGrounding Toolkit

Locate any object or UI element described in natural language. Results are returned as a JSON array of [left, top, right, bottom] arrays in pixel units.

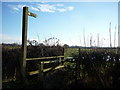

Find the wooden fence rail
[[26, 56, 64, 61], [26, 56, 64, 76]]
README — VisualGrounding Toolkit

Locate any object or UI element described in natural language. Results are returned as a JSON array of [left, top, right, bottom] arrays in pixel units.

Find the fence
[[26, 56, 64, 76], [3, 46, 120, 88]]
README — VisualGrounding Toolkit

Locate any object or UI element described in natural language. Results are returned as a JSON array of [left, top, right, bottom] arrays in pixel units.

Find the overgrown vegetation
[[2, 40, 120, 88], [64, 48, 120, 88], [2, 38, 64, 83]]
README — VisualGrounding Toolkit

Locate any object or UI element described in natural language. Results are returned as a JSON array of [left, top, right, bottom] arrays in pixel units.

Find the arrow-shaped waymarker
[[28, 11, 37, 18]]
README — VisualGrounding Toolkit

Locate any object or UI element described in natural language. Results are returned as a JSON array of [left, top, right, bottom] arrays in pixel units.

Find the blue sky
[[2, 2, 118, 47]]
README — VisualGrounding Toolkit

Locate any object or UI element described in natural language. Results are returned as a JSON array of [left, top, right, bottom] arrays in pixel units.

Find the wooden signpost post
[[21, 6, 37, 81]]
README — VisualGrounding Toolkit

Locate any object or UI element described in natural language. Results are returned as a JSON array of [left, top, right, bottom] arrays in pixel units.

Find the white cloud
[[7, 3, 75, 13], [12, 7, 20, 11], [55, 4, 64, 7], [56, 6, 75, 12], [8, 5, 19, 11], [57, 8, 66, 12], [17, 4, 26, 9], [37, 4, 74, 13], [38, 4, 56, 13], [30, 6, 39, 11], [8, 4, 27, 13], [67, 6, 74, 11]]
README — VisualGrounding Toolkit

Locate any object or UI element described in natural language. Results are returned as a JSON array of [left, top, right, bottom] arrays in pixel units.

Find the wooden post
[[76, 48, 80, 79], [78, 48, 80, 79], [56, 57, 59, 66], [21, 7, 28, 81], [59, 57, 62, 65], [117, 47, 120, 54], [62, 48, 64, 65], [38, 62, 44, 81]]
